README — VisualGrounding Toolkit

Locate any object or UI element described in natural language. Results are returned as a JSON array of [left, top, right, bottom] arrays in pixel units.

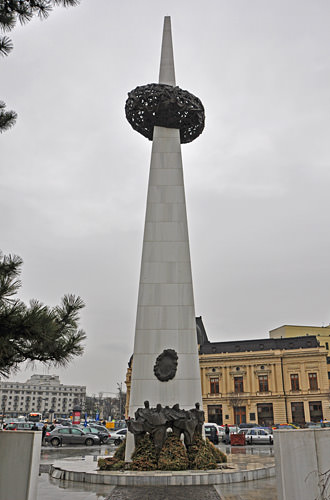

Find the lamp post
[[117, 383, 123, 421], [1, 396, 7, 427]]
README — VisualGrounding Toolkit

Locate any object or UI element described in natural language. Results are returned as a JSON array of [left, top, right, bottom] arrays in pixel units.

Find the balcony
[[256, 391, 272, 396], [207, 393, 222, 398], [228, 392, 250, 398], [308, 388, 320, 394]]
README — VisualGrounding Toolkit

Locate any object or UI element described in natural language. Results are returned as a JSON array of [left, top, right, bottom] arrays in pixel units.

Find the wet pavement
[[38, 443, 278, 499]]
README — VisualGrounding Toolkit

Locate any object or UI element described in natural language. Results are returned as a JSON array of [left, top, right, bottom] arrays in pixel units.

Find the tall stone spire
[[125, 17, 204, 460]]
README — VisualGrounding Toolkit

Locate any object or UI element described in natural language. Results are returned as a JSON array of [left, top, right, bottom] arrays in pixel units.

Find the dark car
[[54, 418, 72, 427], [80, 425, 110, 444], [238, 423, 259, 430], [45, 426, 101, 446], [204, 423, 219, 444]]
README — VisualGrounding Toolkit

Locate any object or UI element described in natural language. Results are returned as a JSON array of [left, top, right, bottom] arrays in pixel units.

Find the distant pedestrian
[[42, 423, 48, 445], [225, 424, 230, 444], [31, 423, 38, 431]]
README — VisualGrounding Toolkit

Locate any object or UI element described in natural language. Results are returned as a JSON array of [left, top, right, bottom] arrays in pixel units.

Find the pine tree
[[0, 0, 79, 132], [0, 252, 86, 377]]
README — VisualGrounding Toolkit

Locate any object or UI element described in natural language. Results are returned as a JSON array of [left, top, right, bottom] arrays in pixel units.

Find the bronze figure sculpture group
[[127, 401, 205, 457]]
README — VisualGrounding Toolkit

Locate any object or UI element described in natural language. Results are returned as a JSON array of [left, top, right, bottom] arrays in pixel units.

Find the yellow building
[[269, 324, 330, 356], [200, 335, 330, 427], [125, 319, 330, 426]]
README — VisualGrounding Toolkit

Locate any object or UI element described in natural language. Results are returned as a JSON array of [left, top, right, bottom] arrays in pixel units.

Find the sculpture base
[[49, 457, 275, 486]]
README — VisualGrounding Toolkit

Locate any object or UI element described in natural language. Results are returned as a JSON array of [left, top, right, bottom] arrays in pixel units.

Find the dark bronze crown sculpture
[[125, 83, 205, 143]]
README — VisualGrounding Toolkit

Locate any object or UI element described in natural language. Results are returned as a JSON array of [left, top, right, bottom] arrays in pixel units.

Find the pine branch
[[0, 251, 86, 378], [0, 35, 13, 55], [0, 101, 17, 131]]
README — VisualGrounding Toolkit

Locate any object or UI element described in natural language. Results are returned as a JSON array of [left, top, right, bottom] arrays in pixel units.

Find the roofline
[[269, 325, 330, 332], [204, 335, 317, 346]]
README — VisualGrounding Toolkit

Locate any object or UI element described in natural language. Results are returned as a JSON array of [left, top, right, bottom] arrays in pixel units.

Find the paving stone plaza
[[38, 444, 277, 499]]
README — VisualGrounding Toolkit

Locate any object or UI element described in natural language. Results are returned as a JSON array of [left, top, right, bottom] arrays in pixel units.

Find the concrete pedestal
[[0, 430, 41, 500], [274, 428, 330, 500]]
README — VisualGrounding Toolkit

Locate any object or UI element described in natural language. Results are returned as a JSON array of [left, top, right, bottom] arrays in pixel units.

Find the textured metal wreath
[[125, 83, 205, 144], [153, 349, 178, 382]]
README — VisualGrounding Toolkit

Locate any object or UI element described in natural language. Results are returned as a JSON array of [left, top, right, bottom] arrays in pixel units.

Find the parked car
[[87, 423, 109, 433], [245, 427, 273, 445], [238, 423, 259, 430], [272, 423, 299, 430], [219, 424, 239, 442], [108, 427, 127, 446], [237, 428, 248, 435], [54, 418, 72, 427], [4, 422, 39, 431], [80, 425, 110, 444], [204, 423, 220, 444], [217, 425, 225, 439], [45, 426, 101, 446], [304, 422, 322, 428]]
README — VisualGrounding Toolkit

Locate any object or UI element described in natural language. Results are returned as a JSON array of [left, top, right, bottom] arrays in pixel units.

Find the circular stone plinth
[[49, 457, 275, 487], [125, 84, 205, 143]]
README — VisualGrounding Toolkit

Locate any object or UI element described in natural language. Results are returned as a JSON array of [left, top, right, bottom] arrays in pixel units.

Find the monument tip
[[159, 16, 176, 86]]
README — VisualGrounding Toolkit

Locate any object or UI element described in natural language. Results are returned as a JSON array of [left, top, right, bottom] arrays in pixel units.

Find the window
[[58, 428, 70, 434], [207, 405, 222, 425], [309, 401, 323, 422], [210, 377, 219, 394], [70, 428, 81, 436], [234, 376, 243, 393], [290, 374, 299, 391], [233, 406, 246, 424], [308, 373, 318, 390], [258, 375, 269, 392]]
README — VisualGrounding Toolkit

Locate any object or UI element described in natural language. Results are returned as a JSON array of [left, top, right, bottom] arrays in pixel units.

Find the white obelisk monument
[[125, 16, 203, 459]]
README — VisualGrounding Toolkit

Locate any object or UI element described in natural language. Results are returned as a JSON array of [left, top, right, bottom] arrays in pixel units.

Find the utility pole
[[117, 382, 123, 420]]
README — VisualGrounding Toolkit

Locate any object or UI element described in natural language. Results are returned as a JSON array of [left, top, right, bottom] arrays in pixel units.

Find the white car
[[108, 428, 127, 445], [245, 427, 273, 445]]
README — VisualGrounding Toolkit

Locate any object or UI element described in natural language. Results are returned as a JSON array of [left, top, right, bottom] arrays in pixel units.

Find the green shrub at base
[[130, 434, 158, 471], [205, 438, 227, 463], [114, 438, 126, 460], [97, 432, 227, 472], [97, 439, 127, 471], [188, 434, 226, 470], [98, 457, 125, 471], [158, 433, 189, 471]]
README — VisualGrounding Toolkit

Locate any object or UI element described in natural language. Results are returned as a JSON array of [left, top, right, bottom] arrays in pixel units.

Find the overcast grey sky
[[1, 0, 330, 395]]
